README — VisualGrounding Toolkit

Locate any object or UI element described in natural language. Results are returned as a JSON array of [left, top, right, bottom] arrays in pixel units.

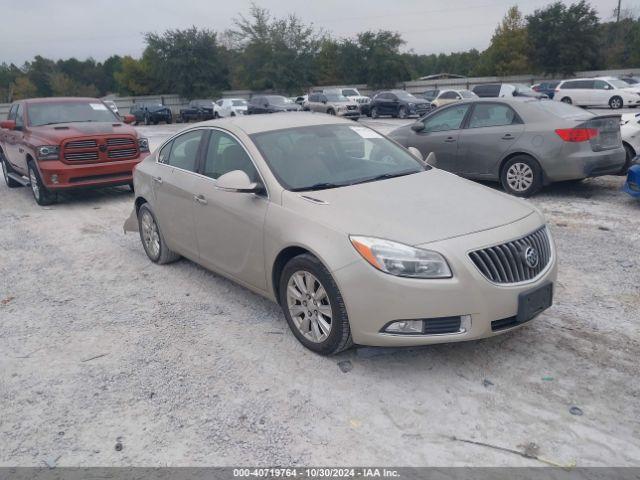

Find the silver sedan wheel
[[140, 210, 160, 258], [506, 162, 534, 192], [1, 159, 8, 183], [29, 168, 40, 199], [286, 271, 332, 343]]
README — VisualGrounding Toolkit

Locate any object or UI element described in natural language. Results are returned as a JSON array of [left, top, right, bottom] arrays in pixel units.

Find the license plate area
[[517, 282, 553, 323]]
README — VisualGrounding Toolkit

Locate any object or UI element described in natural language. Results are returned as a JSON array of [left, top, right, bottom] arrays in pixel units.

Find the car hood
[[28, 122, 138, 144], [282, 169, 536, 246]]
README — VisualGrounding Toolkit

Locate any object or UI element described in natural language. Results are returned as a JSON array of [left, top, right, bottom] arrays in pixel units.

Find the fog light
[[50, 174, 59, 184], [384, 320, 423, 334], [460, 315, 472, 333]]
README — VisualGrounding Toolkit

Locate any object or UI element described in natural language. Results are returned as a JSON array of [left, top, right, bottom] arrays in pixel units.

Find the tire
[[137, 203, 180, 265], [153, 120, 159, 125], [622, 143, 635, 175], [371, 107, 379, 119], [609, 96, 623, 110], [279, 253, 353, 355], [500, 155, 543, 198], [144, 114, 151, 126], [398, 106, 408, 119], [561, 97, 572, 105], [128, 182, 135, 193], [166, 118, 172, 125], [231, 112, 236, 117], [327, 108, 335, 115], [27, 161, 56, 206], [1, 154, 22, 188], [214, 112, 220, 119]]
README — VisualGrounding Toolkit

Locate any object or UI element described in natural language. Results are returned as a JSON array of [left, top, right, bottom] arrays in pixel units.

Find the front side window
[[15, 104, 24, 128], [203, 130, 258, 182], [251, 124, 425, 191], [422, 105, 470, 132], [165, 130, 203, 172], [7, 104, 17, 121], [594, 80, 612, 90], [468, 104, 518, 128], [27, 101, 119, 127]]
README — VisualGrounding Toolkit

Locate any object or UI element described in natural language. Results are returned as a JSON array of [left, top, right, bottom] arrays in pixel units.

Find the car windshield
[[267, 96, 293, 105], [395, 91, 418, 100], [232, 100, 247, 106], [28, 101, 119, 126], [608, 79, 629, 89], [251, 124, 426, 191], [325, 93, 348, 102], [460, 90, 476, 98], [342, 89, 359, 96], [622, 78, 639, 85]]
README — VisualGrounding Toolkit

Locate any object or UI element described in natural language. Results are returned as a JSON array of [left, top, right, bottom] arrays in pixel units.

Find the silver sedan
[[125, 113, 556, 355]]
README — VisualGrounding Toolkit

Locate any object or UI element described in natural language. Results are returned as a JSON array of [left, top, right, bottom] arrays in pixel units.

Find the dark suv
[[246, 96, 302, 114], [130, 103, 173, 125], [369, 90, 432, 119]]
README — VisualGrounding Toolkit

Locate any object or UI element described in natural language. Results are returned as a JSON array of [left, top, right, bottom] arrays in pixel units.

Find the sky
[[0, 0, 629, 65]]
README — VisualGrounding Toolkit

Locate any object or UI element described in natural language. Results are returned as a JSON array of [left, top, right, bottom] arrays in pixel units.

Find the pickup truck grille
[[469, 227, 552, 284], [63, 136, 139, 163]]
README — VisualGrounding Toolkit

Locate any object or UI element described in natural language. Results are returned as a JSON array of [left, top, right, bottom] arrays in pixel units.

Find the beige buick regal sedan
[[124, 113, 557, 355]]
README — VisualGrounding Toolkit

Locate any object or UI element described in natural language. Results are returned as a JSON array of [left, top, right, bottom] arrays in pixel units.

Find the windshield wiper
[[291, 182, 346, 192], [351, 171, 419, 185]]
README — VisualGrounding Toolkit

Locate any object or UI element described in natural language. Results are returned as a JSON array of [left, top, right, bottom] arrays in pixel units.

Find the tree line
[[1, 1, 639, 102]]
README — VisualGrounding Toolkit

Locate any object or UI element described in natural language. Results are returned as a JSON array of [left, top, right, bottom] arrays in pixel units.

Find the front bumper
[[623, 165, 640, 197], [337, 109, 361, 118], [38, 154, 148, 189], [332, 214, 557, 347]]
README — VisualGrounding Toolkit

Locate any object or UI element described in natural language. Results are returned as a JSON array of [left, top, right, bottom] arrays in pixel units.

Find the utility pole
[[617, 0, 622, 22]]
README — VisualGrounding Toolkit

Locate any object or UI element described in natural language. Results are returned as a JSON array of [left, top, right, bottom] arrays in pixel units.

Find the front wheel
[[279, 254, 353, 355], [144, 114, 151, 126], [28, 162, 56, 206], [398, 106, 408, 119], [500, 156, 543, 197], [214, 112, 220, 119], [1, 155, 22, 188], [137, 204, 181, 264], [561, 97, 572, 105], [609, 96, 623, 109]]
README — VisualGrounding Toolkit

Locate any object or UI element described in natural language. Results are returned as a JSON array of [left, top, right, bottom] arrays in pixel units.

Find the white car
[[339, 87, 370, 107], [431, 89, 477, 108], [621, 113, 640, 172], [554, 77, 640, 109], [215, 98, 248, 117]]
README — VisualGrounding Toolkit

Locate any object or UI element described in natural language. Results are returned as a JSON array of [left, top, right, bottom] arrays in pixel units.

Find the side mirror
[[425, 152, 438, 167], [216, 170, 263, 193], [407, 147, 424, 162], [411, 122, 425, 133], [0, 120, 16, 130], [123, 114, 135, 124]]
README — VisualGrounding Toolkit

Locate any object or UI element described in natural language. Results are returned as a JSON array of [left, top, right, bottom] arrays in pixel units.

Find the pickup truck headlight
[[138, 137, 150, 152], [36, 145, 59, 160], [350, 236, 452, 279]]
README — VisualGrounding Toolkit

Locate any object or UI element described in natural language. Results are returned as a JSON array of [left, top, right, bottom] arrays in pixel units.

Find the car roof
[[195, 112, 355, 135]]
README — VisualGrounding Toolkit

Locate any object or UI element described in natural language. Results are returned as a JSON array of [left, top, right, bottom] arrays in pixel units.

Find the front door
[[407, 104, 470, 173], [457, 102, 525, 177], [152, 129, 205, 259], [192, 128, 269, 290], [5, 104, 27, 172]]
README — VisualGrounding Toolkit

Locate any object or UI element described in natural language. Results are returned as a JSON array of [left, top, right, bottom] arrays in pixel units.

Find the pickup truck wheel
[[28, 162, 56, 206], [1, 155, 22, 188], [138, 203, 180, 264]]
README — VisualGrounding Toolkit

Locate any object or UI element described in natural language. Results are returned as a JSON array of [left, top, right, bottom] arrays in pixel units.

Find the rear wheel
[[28, 161, 56, 206], [144, 114, 151, 126], [1, 154, 22, 188], [371, 107, 379, 119], [398, 106, 408, 119], [279, 254, 353, 355], [214, 111, 220, 119], [500, 155, 543, 197], [327, 108, 335, 115], [137, 203, 180, 264], [561, 97, 572, 105], [609, 96, 623, 109]]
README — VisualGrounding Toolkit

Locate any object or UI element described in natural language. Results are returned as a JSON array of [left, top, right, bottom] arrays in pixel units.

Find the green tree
[[356, 31, 409, 89], [476, 6, 531, 76], [11, 76, 38, 100], [527, 1, 601, 75], [25, 55, 56, 96], [114, 56, 154, 96]]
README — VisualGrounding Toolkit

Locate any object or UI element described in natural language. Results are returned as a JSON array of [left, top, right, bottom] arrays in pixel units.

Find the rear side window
[[164, 130, 203, 172], [468, 104, 519, 128], [202, 130, 258, 182], [440, 91, 457, 99]]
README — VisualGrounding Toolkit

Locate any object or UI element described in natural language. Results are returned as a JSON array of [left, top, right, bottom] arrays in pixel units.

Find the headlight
[[36, 145, 59, 160], [408, 103, 415, 108], [350, 236, 452, 279], [138, 137, 150, 152]]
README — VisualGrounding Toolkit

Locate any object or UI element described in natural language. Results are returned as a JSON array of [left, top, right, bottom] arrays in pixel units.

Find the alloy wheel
[[506, 162, 534, 192], [29, 167, 40, 200], [140, 210, 160, 259], [286, 270, 332, 343], [610, 97, 622, 109]]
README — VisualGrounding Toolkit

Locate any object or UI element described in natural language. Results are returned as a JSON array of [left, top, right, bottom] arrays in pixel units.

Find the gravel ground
[[0, 118, 639, 467]]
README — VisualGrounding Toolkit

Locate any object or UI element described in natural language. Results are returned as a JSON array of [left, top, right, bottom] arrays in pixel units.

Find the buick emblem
[[523, 246, 539, 268]]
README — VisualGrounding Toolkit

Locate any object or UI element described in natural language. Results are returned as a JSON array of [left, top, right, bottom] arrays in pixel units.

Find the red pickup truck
[[0, 97, 150, 205]]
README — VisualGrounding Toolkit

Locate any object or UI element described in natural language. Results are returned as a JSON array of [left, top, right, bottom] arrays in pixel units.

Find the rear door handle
[[502, 134, 515, 140], [194, 194, 208, 205], [444, 137, 456, 143], [152, 176, 163, 184]]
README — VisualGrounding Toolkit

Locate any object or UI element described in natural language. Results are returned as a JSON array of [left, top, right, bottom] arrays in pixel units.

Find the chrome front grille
[[469, 227, 551, 284], [66, 140, 97, 149], [65, 151, 99, 161], [108, 148, 137, 159]]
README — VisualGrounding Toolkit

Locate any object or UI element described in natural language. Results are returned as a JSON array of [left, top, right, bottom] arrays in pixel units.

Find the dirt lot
[[1, 118, 639, 467]]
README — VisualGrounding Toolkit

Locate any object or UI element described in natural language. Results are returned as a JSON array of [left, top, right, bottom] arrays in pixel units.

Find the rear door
[[152, 129, 205, 259], [406, 103, 471, 172], [575, 80, 594, 105], [191, 128, 269, 290], [457, 102, 525, 177]]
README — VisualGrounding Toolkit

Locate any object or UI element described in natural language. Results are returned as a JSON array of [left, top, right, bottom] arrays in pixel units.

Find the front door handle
[[444, 137, 456, 143], [152, 176, 163, 184], [502, 134, 515, 140], [194, 194, 208, 205]]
